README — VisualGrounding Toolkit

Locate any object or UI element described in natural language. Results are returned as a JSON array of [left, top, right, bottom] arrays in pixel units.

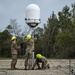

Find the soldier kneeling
[[32, 54, 50, 70]]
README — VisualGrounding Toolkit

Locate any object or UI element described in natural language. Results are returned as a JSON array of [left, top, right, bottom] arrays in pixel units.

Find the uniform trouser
[[42, 62, 47, 69], [33, 61, 41, 69], [42, 61, 50, 69], [33, 60, 47, 69], [25, 51, 32, 69], [11, 54, 17, 69], [33, 60, 50, 69]]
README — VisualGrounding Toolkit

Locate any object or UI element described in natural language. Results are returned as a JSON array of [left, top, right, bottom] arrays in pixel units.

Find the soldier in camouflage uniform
[[32, 54, 50, 70], [11, 36, 20, 70], [24, 35, 35, 70]]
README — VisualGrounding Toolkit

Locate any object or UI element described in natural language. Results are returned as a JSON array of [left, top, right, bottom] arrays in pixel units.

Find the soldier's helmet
[[36, 54, 42, 59], [11, 36, 16, 41], [26, 34, 31, 40]]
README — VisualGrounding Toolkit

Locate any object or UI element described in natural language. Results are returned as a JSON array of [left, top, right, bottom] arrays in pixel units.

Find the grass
[[0, 57, 25, 60], [0, 57, 11, 60]]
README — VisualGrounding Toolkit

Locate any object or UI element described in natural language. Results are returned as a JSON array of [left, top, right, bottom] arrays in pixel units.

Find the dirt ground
[[0, 59, 75, 75]]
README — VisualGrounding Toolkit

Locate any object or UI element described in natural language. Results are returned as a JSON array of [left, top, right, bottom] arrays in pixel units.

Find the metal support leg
[[32, 51, 34, 68]]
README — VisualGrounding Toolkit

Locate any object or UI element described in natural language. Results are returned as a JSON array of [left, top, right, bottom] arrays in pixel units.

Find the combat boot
[[25, 65, 27, 70], [11, 66, 15, 70], [14, 66, 18, 70]]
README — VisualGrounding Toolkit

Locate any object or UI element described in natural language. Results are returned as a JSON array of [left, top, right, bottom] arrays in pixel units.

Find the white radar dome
[[25, 4, 41, 27]]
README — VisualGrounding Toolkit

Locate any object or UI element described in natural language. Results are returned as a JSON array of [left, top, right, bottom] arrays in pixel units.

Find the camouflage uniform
[[32, 56, 50, 69], [11, 39, 20, 69], [25, 38, 34, 70]]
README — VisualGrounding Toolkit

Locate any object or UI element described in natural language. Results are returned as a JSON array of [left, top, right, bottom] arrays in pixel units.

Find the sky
[[0, 0, 75, 32]]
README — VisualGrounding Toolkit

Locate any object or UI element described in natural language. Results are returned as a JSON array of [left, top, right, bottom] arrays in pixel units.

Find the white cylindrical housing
[[25, 4, 41, 27], [26, 4, 40, 19]]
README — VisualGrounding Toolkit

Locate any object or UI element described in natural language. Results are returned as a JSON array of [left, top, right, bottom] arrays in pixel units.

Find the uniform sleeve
[[13, 42, 20, 50]]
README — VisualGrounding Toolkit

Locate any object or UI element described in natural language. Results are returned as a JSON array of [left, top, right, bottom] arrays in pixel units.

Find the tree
[[54, 5, 75, 58], [58, 5, 72, 32], [0, 30, 11, 57], [71, 3, 75, 19], [6, 19, 21, 36], [34, 27, 44, 56], [39, 12, 59, 58], [34, 27, 43, 37], [34, 12, 59, 58]]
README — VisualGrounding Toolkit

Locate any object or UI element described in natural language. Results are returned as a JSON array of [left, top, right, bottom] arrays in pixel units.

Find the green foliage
[[6, 19, 21, 36], [0, 30, 11, 57], [35, 3, 75, 58]]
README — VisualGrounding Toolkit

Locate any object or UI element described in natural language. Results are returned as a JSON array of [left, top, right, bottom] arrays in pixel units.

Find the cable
[[17, 56, 25, 69], [57, 59, 74, 75], [49, 60, 69, 74], [57, 59, 69, 69]]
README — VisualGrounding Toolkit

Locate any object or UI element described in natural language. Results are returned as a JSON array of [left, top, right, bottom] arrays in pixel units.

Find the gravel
[[0, 59, 75, 75]]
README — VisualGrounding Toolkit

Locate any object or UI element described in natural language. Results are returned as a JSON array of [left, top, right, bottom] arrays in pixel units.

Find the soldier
[[24, 34, 37, 70], [32, 54, 50, 70], [11, 36, 20, 70]]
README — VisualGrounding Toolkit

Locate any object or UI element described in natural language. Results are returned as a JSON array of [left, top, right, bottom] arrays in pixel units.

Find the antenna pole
[[32, 27, 35, 68]]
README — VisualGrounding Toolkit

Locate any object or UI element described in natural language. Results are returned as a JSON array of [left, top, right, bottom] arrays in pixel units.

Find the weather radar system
[[25, 4, 41, 28]]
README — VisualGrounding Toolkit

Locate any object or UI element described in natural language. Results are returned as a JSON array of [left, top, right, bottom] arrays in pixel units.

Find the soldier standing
[[24, 34, 35, 70], [11, 36, 20, 70]]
